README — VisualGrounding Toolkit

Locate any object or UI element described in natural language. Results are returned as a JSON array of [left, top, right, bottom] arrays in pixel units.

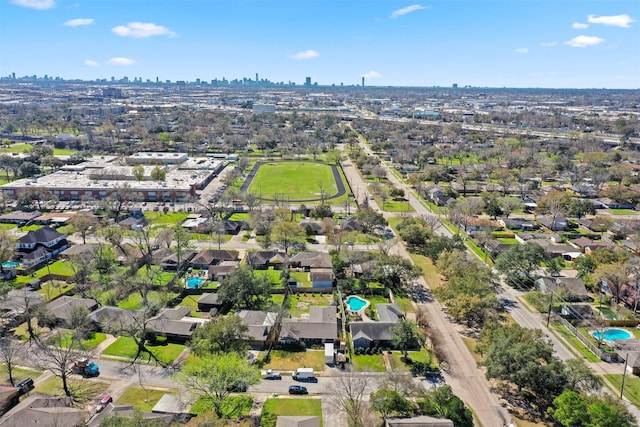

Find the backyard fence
[[557, 316, 620, 362]]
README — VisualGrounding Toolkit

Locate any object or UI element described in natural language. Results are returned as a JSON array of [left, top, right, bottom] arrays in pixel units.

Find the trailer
[[324, 343, 335, 366], [70, 357, 100, 378]]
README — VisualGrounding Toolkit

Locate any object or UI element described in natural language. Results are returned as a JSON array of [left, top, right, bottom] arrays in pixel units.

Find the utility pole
[[621, 352, 629, 399], [546, 291, 554, 327]]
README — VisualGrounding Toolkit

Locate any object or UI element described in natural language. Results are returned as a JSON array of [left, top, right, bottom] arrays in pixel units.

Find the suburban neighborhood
[[0, 79, 638, 427]]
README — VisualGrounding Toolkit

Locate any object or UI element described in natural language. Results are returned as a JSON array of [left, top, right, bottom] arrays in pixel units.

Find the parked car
[[16, 378, 34, 395], [96, 395, 113, 412], [261, 369, 281, 380], [288, 385, 308, 395]]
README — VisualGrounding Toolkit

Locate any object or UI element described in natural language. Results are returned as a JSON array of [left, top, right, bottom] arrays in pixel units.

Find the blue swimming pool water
[[592, 328, 633, 343], [345, 296, 369, 312], [186, 277, 205, 289], [2, 261, 19, 268]]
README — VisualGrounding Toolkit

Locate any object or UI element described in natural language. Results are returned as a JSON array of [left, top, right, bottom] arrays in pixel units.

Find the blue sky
[[1, 0, 638, 88]]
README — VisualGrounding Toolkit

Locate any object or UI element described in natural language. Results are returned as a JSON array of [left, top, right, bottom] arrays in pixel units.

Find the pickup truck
[[260, 369, 281, 380]]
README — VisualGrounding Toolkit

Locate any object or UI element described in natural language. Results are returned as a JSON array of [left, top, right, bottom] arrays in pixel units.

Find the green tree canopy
[[370, 389, 414, 418], [176, 353, 261, 419], [216, 264, 271, 310], [190, 314, 250, 356], [418, 385, 474, 427], [495, 242, 549, 287], [390, 319, 425, 359]]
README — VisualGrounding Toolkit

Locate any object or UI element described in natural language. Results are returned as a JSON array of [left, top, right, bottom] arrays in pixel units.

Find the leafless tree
[[0, 337, 20, 386], [328, 369, 370, 427]]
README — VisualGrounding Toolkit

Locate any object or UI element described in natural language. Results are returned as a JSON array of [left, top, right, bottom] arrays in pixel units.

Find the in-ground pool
[[185, 277, 205, 289], [345, 295, 370, 313], [592, 328, 633, 344], [1, 261, 19, 268]]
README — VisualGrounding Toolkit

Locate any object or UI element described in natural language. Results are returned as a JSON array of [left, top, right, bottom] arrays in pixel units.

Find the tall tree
[[271, 221, 306, 255], [216, 265, 270, 310], [390, 319, 425, 360], [190, 314, 250, 356], [328, 369, 370, 427], [495, 242, 548, 288], [176, 353, 260, 419], [0, 337, 19, 386]]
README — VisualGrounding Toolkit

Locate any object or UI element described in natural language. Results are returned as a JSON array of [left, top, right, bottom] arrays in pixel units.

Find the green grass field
[[248, 161, 341, 201], [604, 374, 640, 407], [260, 398, 323, 427], [116, 386, 173, 412], [261, 350, 325, 371], [101, 336, 186, 364], [352, 354, 387, 372]]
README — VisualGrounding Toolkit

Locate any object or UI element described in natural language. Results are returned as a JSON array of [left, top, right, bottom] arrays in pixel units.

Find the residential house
[[501, 217, 535, 231], [219, 220, 242, 235], [537, 217, 569, 232], [245, 251, 287, 270], [310, 269, 334, 288], [114, 243, 144, 266], [340, 216, 363, 232], [59, 244, 99, 260], [207, 262, 238, 281], [484, 240, 513, 260], [0, 385, 18, 416], [196, 293, 223, 314], [289, 251, 333, 270], [572, 237, 619, 254], [89, 306, 138, 332], [0, 211, 41, 225], [237, 310, 278, 348], [153, 248, 194, 272], [0, 395, 88, 427], [190, 249, 239, 270], [118, 216, 146, 230], [528, 239, 581, 261], [15, 227, 69, 268], [424, 185, 451, 206], [350, 304, 404, 349], [279, 306, 338, 346], [146, 306, 200, 343], [44, 296, 98, 324], [300, 220, 324, 235], [618, 283, 639, 311], [0, 288, 44, 320], [560, 304, 595, 322], [534, 277, 591, 302], [594, 197, 635, 210], [34, 212, 79, 227], [88, 403, 173, 427]]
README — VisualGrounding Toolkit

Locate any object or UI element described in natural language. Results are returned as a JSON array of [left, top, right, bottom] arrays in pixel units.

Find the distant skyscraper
[[256, 73, 259, 82], [305, 76, 311, 86], [362, 77, 365, 87], [452, 83, 458, 89]]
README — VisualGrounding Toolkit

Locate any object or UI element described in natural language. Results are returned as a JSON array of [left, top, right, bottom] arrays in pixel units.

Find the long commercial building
[[1, 153, 225, 202]]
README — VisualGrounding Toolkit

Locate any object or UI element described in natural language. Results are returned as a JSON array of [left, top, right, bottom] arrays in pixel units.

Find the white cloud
[[290, 50, 319, 60], [362, 71, 382, 79], [64, 18, 94, 27], [540, 41, 558, 47], [572, 22, 588, 29], [564, 35, 604, 48], [107, 57, 136, 66], [10, 0, 55, 10], [391, 4, 427, 18], [83, 60, 99, 67], [588, 14, 634, 28], [111, 22, 176, 38], [515, 48, 528, 54]]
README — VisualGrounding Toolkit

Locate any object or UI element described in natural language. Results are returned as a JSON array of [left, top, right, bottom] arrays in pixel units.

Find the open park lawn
[[36, 376, 109, 403], [116, 386, 174, 412], [101, 336, 186, 364], [248, 161, 340, 200], [260, 398, 323, 427], [261, 350, 325, 371], [0, 365, 41, 385]]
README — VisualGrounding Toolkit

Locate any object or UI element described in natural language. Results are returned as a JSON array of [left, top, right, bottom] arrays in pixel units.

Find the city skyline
[[1, 0, 638, 89]]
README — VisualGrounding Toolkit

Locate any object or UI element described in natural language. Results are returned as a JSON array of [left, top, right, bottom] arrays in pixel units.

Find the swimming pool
[[592, 328, 633, 344], [1, 261, 19, 268], [185, 277, 205, 289], [345, 295, 369, 313]]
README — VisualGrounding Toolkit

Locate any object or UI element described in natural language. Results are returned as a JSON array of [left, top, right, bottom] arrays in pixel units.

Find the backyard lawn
[[290, 271, 311, 287], [261, 350, 325, 371], [117, 290, 178, 310], [191, 395, 253, 417], [37, 282, 74, 302], [255, 268, 284, 286], [116, 386, 173, 412], [177, 294, 204, 318], [260, 398, 323, 427], [286, 293, 334, 317], [101, 336, 186, 364]]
